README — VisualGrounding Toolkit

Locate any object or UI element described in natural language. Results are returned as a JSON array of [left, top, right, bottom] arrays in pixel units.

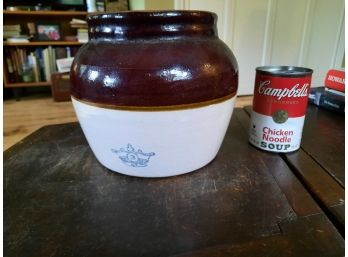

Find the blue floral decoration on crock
[[111, 144, 155, 167]]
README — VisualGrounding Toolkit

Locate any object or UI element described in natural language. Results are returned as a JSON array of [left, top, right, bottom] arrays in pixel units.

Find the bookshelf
[[4, 41, 84, 46], [3, 10, 89, 89], [4, 82, 52, 88], [3, 10, 88, 16]]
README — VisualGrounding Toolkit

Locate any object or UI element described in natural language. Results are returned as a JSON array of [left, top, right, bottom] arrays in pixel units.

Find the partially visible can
[[249, 66, 313, 153]]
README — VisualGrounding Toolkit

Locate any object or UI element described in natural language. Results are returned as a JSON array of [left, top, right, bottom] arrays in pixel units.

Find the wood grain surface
[[244, 105, 345, 234], [4, 109, 343, 257], [173, 214, 344, 257], [300, 105, 345, 187], [4, 96, 77, 151]]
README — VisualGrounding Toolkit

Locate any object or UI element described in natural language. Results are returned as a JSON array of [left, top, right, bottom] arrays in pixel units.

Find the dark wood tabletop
[[284, 105, 345, 234], [245, 105, 345, 233], [4, 107, 344, 257]]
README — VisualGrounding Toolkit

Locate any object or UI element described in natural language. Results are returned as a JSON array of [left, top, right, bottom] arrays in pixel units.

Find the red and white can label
[[249, 73, 312, 152]]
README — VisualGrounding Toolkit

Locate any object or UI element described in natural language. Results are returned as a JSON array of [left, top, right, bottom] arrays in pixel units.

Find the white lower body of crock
[[72, 96, 236, 177]]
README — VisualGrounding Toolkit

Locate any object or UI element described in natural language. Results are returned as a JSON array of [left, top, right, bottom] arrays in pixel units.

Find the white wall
[[130, 0, 174, 10], [131, 0, 345, 95], [129, 0, 145, 10]]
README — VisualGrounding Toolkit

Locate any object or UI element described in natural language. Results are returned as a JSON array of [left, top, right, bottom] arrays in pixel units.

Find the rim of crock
[[86, 10, 218, 39], [87, 10, 217, 23]]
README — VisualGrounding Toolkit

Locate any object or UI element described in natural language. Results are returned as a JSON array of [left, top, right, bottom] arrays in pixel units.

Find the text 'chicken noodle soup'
[[249, 66, 313, 153]]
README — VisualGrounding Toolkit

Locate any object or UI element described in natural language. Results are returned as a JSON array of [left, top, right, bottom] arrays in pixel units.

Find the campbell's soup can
[[249, 66, 313, 153]]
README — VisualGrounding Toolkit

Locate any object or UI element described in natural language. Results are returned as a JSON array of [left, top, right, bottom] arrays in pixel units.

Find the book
[[35, 48, 45, 81], [308, 87, 344, 114], [4, 24, 22, 39], [70, 18, 88, 29], [70, 18, 87, 25], [48, 46, 57, 73], [3, 31, 21, 38], [4, 46, 79, 83], [9, 48, 20, 80], [325, 87, 345, 97], [324, 69, 345, 92], [4, 49, 16, 83], [18, 48, 26, 68], [66, 46, 72, 58], [7, 36, 30, 43], [29, 52, 40, 82], [77, 28, 88, 43], [43, 48, 51, 81], [56, 57, 74, 73], [4, 24, 21, 31]]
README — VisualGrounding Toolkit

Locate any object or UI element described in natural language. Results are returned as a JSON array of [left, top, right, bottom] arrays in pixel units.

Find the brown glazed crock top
[[70, 11, 238, 109]]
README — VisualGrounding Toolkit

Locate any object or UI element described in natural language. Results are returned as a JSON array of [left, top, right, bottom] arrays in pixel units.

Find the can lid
[[256, 66, 313, 77]]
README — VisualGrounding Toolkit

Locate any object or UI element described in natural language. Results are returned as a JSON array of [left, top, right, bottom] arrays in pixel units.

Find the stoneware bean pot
[[70, 11, 238, 177]]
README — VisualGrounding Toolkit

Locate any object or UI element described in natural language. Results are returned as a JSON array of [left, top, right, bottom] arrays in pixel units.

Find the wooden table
[[245, 105, 345, 234], [4, 107, 344, 257], [284, 105, 344, 233]]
